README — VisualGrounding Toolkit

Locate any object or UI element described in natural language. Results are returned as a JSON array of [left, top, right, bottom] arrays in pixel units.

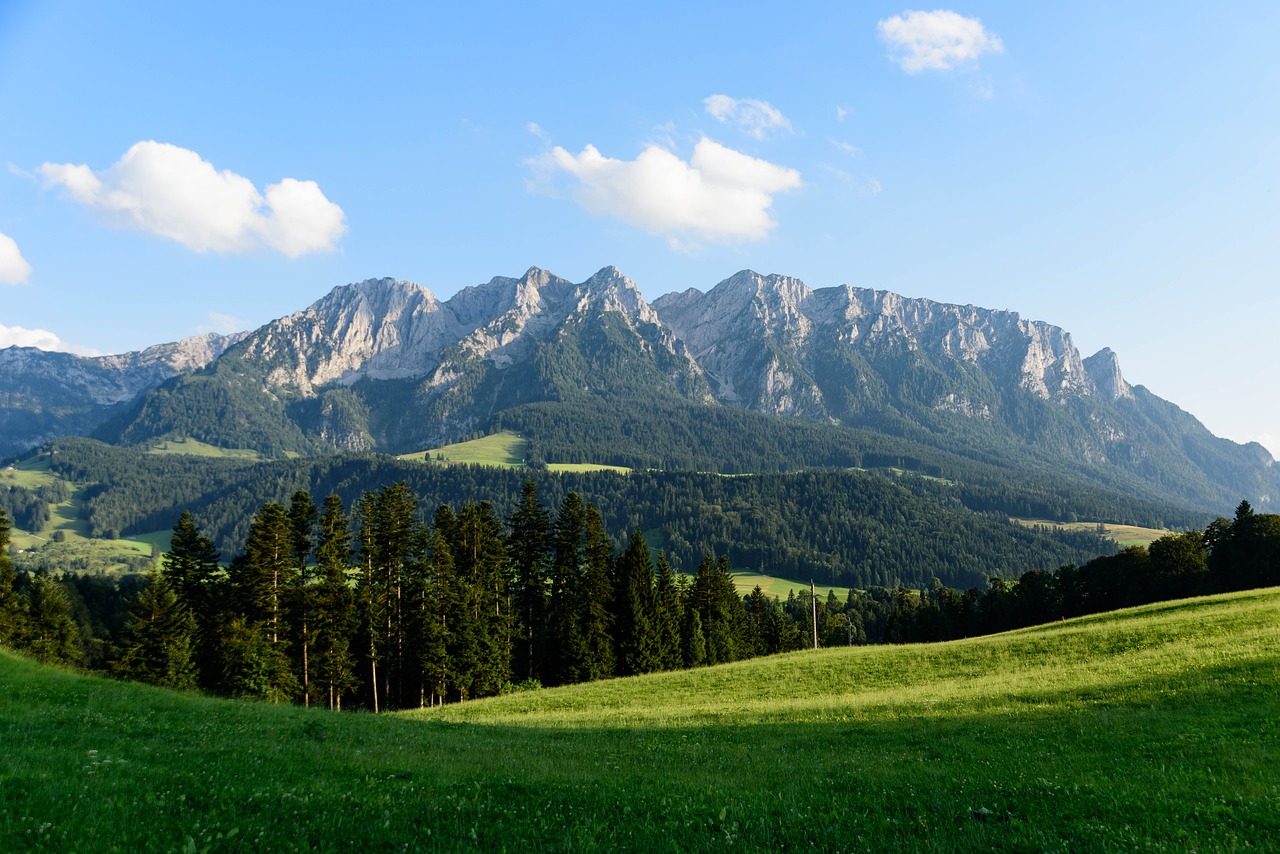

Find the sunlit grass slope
[[3, 590, 1278, 851], [399, 430, 631, 473]]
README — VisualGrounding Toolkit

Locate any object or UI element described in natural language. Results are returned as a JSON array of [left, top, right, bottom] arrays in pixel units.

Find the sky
[[1, 1, 1277, 455]]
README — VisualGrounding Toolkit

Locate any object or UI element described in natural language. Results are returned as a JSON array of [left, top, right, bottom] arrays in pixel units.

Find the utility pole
[[811, 579, 818, 650]]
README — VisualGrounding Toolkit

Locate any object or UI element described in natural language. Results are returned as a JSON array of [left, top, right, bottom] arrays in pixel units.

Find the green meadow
[[1012, 518, 1169, 549], [729, 571, 846, 601], [145, 437, 266, 461], [2, 588, 1277, 851], [4, 456, 159, 574], [399, 431, 631, 474]]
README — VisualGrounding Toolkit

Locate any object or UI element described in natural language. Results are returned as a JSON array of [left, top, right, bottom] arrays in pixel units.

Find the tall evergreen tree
[[0, 509, 26, 648], [543, 492, 587, 685], [312, 495, 357, 710], [413, 524, 456, 705], [613, 529, 659, 676], [451, 501, 512, 699], [355, 483, 419, 710], [114, 569, 198, 689], [575, 505, 616, 682], [506, 480, 550, 683], [652, 551, 683, 671], [287, 490, 320, 705], [234, 503, 295, 644], [23, 574, 83, 666]]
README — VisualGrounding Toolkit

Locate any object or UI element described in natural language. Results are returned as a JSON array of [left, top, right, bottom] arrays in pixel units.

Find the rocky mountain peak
[[1083, 347, 1134, 401]]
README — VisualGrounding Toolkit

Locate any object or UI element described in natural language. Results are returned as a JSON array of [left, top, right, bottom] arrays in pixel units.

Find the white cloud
[[831, 139, 863, 157], [0, 232, 32, 284], [878, 10, 1003, 73], [836, 106, 850, 123], [704, 94, 793, 139], [538, 137, 802, 245], [38, 141, 346, 257], [198, 312, 248, 335], [0, 323, 98, 356]]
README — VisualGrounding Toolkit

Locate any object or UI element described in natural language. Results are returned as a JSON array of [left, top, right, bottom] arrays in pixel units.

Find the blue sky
[[1, 1, 1277, 455]]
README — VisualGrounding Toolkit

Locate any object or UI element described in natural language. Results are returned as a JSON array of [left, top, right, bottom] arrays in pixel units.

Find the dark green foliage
[[312, 495, 357, 710], [113, 569, 197, 689], [0, 510, 26, 647], [506, 480, 549, 682], [22, 574, 83, 666], [217, 616, 298, 702], [613, 530, 659, 676], [49, 437, 1131, 591]]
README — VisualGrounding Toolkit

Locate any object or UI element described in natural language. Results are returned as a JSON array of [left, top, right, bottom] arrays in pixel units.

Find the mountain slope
[[24, 265, 1279, 515], [0, 332, 244, 457]]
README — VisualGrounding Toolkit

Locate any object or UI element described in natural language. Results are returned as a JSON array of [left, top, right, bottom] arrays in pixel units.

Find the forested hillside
[[40, 437, 1131, 590]]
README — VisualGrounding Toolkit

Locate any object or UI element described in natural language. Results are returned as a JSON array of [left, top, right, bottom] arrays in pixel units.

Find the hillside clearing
[[399, 430, 632, 473]]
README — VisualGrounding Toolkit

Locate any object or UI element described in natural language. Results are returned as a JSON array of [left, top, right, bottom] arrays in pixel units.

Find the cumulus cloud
[[704, 95, 793, 139], [38, 141, 346, 257], [0, 323, 98, 355], [0, 232, 32, 284], [878, 10, 1003, 73], [538, 137, 802, 245]]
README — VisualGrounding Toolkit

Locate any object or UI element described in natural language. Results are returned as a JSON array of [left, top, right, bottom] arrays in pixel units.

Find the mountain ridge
[[4, 266, 1273, 515]]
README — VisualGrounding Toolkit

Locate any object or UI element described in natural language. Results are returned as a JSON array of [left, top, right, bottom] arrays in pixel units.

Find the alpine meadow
[[3, 2, 1280, 851]]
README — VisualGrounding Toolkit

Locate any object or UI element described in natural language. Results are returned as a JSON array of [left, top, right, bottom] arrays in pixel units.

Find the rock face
[[0, 332, 244, 457], [8, 264, 1276, 513]]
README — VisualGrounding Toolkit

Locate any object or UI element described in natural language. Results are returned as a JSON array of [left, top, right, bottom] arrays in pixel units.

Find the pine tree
[[312, 495, 357, 710], [451, 501, 512, 698], [653, 552, 683, 671], [575, 505, 616, 682], [543, 492, 586, 685], [287, 490, 319, 706], [23, 574, 83, 666], [355, 483, 419, 710], [114, 569, 198, 690], [413, 524, 456, 705], [613, 529, 659, 676], [234, 503, 295, 645], [506, 480, 550, 683], [0, 509, 27, 648]]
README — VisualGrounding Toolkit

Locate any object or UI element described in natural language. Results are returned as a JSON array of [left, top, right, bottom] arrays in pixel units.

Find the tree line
[[4, 493, 1275, 711]]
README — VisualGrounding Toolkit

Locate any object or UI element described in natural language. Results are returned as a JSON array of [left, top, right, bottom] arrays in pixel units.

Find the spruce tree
[[653, 552, 683, 671], [506, 480, 550, 683], [0, 509, 26, 648], [451, 501, 512, 698], [613, 529, 659, 676], [287, 490, 320, 706], [23, 574, 83, 666], [313, 495, 357, 710], [576, 505, 616, 682], [543, 492, 586, 685], [114, 569, 198, 690]]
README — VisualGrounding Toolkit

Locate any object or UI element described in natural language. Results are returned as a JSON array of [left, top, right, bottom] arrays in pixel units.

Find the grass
[[0, 455, 57, 489], [399, 431, 632, 474], [145, 437, 265, 460], [4, 455, 161, 573], [729, 571, 847, 601], [2, 588, 1277, 851], [1013, 518, 1169, 548]]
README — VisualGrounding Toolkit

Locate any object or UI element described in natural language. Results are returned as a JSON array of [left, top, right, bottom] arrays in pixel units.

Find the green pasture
[[400, 431, 632, 474], [2, 588, 1276, 850], [729, 571, 847, 601], [0, 455, 57, 489], [145, 437, 264, 460], [1013, 518, 1169, 548]]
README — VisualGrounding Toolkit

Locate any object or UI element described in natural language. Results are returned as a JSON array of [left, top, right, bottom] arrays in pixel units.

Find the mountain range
[[3, 266, 1273, 516]]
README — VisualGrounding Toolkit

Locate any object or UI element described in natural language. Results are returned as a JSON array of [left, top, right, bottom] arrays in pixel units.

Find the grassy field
[[1012, 518, 1169, 548], [4, 455, 160, 573], [2, 588, 1276, 850], [399, 431, 631, 474], [145, 437, 265, 460], [729, 571, 847, 600]]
